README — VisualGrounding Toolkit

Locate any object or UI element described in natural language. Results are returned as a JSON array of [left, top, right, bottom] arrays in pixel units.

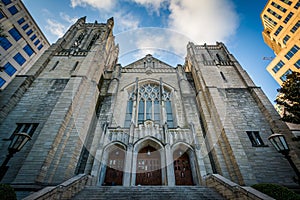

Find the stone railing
[[205, 174, 275, 200], [169, 129, 193, 145], [106, 129, 130, 144], [23, 174, 90, 200]]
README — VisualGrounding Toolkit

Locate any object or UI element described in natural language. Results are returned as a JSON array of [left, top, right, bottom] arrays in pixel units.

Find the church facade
[[0, 17, 298, 191]]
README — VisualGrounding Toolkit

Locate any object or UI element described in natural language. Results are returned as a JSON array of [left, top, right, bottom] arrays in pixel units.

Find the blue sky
[[23, 0, 278, 102]]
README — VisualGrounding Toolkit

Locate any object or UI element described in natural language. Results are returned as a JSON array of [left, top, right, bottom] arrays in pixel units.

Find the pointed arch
[[131, 137, 166, 185], [133, 136, 164, 152], [172, 142, 197, 185], [103, 141, 127, 152], [121, 78, 175, 92], [101, 142, 127, 186], [171, 142, 194, 152]]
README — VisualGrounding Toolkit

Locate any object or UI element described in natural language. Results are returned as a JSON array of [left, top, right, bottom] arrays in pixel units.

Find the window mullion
[[144, 99, 146, 121], [152, 100, 154, 121]]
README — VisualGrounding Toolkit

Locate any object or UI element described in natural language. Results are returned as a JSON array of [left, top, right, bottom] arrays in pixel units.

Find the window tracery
[[124, 83, 174, 127]]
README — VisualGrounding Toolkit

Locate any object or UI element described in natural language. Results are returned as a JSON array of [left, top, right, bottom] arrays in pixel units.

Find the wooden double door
[[173, 150, 193, 185], [136, 146, 162, 185], [104, 148, 125, 185]]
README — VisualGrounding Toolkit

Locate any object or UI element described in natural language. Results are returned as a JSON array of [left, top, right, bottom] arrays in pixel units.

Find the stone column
[[98, 161, 107, 186], [123, 144, 133, 186], [165, 144, 175, 186], [90, 149, 103, 185], [194, 149, 207, 185], [130, 151, 137, 186], [190, 123, 206, 185], [90, 122, 108, 185]]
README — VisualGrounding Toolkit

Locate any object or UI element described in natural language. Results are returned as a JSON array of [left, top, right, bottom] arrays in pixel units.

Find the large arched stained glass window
[[124, 83, 174, 128]]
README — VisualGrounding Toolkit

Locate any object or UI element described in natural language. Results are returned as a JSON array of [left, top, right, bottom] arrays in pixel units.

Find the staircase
[[72, 186, 225, 200]]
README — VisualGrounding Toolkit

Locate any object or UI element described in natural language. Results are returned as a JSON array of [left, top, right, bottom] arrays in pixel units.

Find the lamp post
[[0, 133, 31, 181], [268, 133, 300, 182]]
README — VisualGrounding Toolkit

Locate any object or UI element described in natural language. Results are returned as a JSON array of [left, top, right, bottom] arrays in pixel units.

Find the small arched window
[[201, 54, 206, 61], [216, 53, 222, 62], [87, 34, 99, 50]]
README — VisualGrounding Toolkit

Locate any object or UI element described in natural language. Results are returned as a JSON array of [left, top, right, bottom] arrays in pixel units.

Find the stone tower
[[0, 18, 298, 195], [0, 17, 118, 186], [185, 42, 299, 186]]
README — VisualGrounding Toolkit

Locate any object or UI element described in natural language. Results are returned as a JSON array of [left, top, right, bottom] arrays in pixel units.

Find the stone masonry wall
[[0, 78, 68, 183]]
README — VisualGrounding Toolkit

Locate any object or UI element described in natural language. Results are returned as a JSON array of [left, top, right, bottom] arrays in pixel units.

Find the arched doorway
[[173, 149, 193, 185], [136, 146, 162, 185], [104, 146, 125, 185]]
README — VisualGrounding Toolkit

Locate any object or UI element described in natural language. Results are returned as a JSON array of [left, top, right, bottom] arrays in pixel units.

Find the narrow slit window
[[220, 71, 226, 81], [71, 61, 79, 72], [51, 61, 59, 71]]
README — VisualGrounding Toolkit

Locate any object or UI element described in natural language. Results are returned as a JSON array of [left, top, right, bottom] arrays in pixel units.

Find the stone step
[[72, 186, 225, 200]]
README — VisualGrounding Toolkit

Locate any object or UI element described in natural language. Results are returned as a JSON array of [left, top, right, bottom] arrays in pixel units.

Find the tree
[[275, 71, 300, 124]]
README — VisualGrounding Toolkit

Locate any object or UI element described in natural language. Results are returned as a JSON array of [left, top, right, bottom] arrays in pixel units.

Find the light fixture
[[268, 133, 300, 183], [147, 149, 151, 156], [268, 133, 289, 155], [8, 133, 31, 153], [0, 133, 31, 181]]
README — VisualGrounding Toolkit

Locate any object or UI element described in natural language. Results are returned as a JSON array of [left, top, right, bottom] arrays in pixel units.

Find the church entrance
[[173, 149, 193, 185], [136, 146, 162, 185], [104, 148, 125, 185]]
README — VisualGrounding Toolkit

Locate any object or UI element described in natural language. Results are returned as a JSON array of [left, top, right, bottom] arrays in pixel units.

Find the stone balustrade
[[106, 129, 129, 144], [169, 129, 193, 145], [23, 174, 90, 200], [105, 124, 195, 148], [205, 174, 275, 200]]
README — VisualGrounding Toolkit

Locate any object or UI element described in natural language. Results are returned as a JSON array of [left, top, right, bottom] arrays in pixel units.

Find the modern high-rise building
[[0, 17, 299, 199], [261, 0, 300, 85], [0, 0, 50, 90]]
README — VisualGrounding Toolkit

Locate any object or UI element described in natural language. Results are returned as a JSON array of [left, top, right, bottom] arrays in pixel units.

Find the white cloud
[[110, 0, 239, 64], [70, 0, 114, 10], [69, 0, 141, 31], [168, 0, 239, 44], [116, 28, 190, 66], [45, 19, 67, 38], [133, 31, 169, 59], [60, 12, 78, 24], [67, 0, 238, 62], [130, 0, 168, 14], [114, 12, 140, 32]]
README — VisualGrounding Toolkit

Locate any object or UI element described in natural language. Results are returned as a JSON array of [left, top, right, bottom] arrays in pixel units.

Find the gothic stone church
[[0, 17, 298, 193]]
